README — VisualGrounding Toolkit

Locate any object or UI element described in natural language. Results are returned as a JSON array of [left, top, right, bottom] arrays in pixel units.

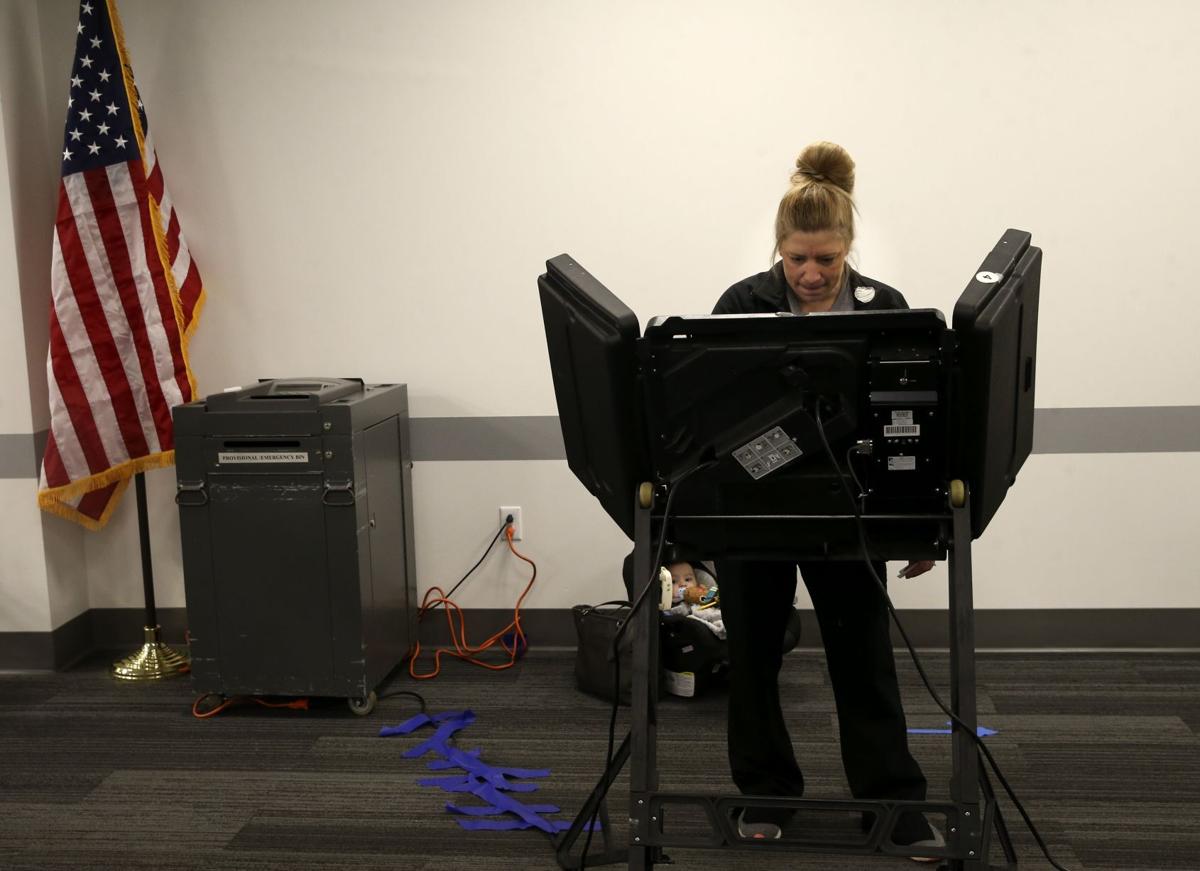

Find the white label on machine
[[884, 424, 921, 438], [891, 410, 914, 424], [888, 455, 917, 471], [663, 670, 696, 698], [218, 451, 309, 464]]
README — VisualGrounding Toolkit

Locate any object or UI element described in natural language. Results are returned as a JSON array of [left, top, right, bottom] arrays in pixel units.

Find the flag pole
[[111, 472, 189, 679]]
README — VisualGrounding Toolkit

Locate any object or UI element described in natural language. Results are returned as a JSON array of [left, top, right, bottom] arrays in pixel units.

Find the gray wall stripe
[[410, 416, 566, 461], [0, 433, 42, 479], [425, 407, 1200, 460], [3, 406, 1197, 477], [1032, 406, 1200, 453]]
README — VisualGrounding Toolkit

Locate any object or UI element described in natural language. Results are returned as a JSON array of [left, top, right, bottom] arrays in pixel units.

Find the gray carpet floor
[[1, 648, 1198, 870]]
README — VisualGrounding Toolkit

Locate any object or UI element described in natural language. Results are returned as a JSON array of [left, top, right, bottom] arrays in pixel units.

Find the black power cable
[[382, 521, 514, 748], [425, 519, 511, 617], [809, 399, 1071, 871], [578, 462, 716, 870], [377, 688, 428, 713]]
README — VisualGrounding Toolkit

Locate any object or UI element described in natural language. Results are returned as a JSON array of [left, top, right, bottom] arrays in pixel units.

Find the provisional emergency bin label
[[887, 455, 917, 471], [217, 451, 309, 464]]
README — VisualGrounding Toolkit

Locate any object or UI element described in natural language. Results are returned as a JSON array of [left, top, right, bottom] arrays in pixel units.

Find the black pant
[[716, 558, 927, 807]]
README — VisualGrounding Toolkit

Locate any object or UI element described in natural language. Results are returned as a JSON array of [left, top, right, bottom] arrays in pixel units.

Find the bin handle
[[176, 481, 208, 506], [323, 480, 355, 506]]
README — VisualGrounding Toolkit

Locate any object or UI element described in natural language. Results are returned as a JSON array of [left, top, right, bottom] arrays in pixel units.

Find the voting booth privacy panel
[[539, 229, 1039, 550], [173, 378, 419, 715], [538, 230, 1041, 870]]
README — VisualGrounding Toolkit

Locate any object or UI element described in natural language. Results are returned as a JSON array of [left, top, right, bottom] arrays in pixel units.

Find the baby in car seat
[[661, 560, 725, 638]]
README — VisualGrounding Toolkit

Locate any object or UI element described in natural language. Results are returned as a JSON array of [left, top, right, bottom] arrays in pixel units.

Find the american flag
[[37, 0, 205, 529]]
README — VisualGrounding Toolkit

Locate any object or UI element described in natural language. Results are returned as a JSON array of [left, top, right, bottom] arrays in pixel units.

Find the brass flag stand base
[[110, 472, 189, 682], [111, 624, 189, 680]]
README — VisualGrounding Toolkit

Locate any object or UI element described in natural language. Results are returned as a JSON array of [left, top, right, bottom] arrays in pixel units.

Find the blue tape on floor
[[908, 722, 998, 737], [382, 708, 597, 834], [427, 748, 482, 770], [448, 802, 561, 816]]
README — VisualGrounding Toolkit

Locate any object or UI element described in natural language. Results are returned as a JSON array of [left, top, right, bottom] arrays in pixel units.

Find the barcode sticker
[[884, 424, 921, 438]]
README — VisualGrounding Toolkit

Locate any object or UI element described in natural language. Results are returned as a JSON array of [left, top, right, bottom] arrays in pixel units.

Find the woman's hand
[[897, 560, 935, 579]]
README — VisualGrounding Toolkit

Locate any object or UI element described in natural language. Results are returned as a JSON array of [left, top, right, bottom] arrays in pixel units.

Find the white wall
[[12, 0, 1199, 619], [885, 453, 1200, 610], [0, 89, 53, 627], [0, 0, 87, 633], [0, 5, 38, 437]]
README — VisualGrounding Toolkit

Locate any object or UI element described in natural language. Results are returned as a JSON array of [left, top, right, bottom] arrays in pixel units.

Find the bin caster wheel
[[348, 691, 377, 716], [638, 482, 654, 509]]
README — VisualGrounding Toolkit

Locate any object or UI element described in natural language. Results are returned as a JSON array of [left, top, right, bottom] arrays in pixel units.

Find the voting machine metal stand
[[552, 484, 1018, 871]]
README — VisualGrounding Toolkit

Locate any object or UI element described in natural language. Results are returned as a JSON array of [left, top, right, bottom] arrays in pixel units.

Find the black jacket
[[712, 262, 908, 315]]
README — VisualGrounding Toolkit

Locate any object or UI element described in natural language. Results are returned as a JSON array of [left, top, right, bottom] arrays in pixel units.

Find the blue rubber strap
[[387, 708, 592, 835], [441, 745, 549, 782], [379, 712, 430, 737], [437, 746, 548, 789], [419, 773, 543, 794], [427, 748, 481, 770], [417, 776, 478, 792], [448, 802, 561, 816], [381, 709, 475, 740], [479, 776, 541, 794], [909, 722, 998, 737], [471, 782, 563, 833], [487, 765, 551, 779], [454, 818, 599, 832], [403, 711, 477, 758], [454, 818, 542, 831]]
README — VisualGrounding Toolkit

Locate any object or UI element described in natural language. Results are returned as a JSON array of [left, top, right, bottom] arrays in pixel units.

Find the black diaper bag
[[571, 600, 634, 705]]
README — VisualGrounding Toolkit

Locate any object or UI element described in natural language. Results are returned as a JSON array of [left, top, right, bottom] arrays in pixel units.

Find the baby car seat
[[620, 548, 803, 698]]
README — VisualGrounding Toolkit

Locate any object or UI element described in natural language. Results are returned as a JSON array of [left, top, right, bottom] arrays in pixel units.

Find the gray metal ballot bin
[[173, 378, 417, 715]]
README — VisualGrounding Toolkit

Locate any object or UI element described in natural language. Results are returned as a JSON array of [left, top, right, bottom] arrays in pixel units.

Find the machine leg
[[555, 486, 658, 871], [554, 733, 632, 870], [980, 758, 1018, 869], [947, 484, 986, 870], [629, 484, 659, 870]]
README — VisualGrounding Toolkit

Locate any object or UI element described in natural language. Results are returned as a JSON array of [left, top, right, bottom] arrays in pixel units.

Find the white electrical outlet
[[500, 506, 522, 541]]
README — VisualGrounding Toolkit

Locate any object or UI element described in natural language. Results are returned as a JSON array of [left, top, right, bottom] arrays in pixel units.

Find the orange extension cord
[[191, 695, 309, 719], [408, 525, 537, 680]]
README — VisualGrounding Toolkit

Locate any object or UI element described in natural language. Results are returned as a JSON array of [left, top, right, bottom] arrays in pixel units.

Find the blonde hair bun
[[791, 141, 855, 194]]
